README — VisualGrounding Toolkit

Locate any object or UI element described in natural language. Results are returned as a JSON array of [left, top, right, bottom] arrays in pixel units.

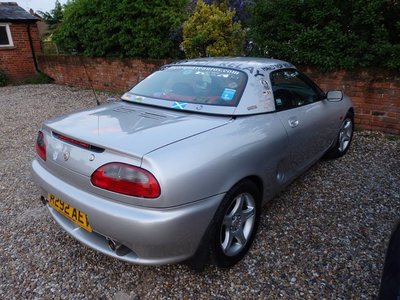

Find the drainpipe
[[27, 23, 39, 73]]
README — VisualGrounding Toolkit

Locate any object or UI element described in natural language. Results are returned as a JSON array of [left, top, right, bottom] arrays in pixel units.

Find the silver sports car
[[32, 58, 354, 269]]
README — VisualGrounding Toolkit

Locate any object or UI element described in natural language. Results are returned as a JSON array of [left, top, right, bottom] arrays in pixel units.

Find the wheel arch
[[240, 175, 264, 202], [348, 107, 355, 117], [186, 174, 264, 270]]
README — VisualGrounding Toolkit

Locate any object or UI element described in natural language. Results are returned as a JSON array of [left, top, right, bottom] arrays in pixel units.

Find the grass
[[385, 134, 400, 141]]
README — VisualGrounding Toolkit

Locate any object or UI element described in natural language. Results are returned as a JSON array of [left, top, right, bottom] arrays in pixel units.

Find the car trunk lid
[[41, 102, 231, 177]]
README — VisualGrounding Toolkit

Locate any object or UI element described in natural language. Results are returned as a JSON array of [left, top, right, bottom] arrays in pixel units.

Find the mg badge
[[63, 151, 70, 161], [89, 154, 95, 161]]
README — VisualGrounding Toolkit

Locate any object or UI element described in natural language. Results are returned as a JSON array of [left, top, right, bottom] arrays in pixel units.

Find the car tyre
[[209, 180, 261, 268], [379, 221, 400, 299], [324, 112, 354, 159]]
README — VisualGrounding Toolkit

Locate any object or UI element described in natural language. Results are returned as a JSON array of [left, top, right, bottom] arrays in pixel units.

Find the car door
[[271, 69, 331, 174]]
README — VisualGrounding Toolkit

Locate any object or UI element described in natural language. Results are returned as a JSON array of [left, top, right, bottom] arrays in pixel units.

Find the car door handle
[[288, 119, 299, 128]]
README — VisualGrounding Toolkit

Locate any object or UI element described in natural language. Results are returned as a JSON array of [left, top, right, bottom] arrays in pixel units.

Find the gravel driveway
[[0, 84, 399, 299]]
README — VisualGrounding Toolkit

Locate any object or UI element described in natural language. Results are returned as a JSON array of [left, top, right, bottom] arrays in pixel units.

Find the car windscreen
[[125, 65, 247, 107]]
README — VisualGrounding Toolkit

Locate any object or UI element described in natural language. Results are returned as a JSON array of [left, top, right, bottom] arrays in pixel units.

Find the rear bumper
[[31, 159, 223, 265]]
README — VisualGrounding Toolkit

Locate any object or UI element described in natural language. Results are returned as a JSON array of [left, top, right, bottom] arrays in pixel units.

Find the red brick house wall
[[37, 55, 400, 135], [0, 22, 41, 81]]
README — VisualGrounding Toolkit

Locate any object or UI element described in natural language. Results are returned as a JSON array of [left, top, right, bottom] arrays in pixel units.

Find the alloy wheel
[[220, 193, 256, 257]]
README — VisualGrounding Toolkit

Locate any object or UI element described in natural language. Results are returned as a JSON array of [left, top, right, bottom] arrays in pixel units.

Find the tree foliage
[[182, 0, 246, 58], [37, 0, 64, 31], [53, 0, 189, 58], [250, 0, 400, 70], [189, 0, 253, 25]]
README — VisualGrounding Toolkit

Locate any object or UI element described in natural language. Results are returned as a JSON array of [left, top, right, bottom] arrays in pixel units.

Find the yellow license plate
[[48, 194, 93, 232]]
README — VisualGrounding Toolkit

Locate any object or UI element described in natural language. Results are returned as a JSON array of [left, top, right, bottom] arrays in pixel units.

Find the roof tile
[[0, 2, 38, 22]]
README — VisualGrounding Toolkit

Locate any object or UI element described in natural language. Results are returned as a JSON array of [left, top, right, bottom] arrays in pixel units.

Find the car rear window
[[127, 65, 247, 107]]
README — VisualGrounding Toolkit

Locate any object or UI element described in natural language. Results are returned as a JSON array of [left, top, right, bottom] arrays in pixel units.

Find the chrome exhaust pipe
[[40, 196, 47, 205], [107, 238, 131, 256], [107, 237, 118, 251]]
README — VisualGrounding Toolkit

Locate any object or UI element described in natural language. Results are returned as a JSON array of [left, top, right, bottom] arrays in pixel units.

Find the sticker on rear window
[[276, 98, 282, 105], [171, 102, 187, 109], [228, 82, 238, 89], [221, 88, 236, 101]]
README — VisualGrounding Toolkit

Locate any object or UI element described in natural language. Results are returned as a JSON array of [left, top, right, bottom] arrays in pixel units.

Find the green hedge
[[250, 0, 400, 70], [48, 0, 400, 70], [53, 0, 189, 59]]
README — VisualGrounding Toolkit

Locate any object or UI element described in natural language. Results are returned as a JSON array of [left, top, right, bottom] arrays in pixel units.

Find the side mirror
[[326, 90, 343, 102]]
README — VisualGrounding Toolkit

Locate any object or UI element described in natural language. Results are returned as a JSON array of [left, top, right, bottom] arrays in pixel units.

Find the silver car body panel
[[32, 159, 223, 264], [31, 57, 354, 265], [44, 102, 232, 166]]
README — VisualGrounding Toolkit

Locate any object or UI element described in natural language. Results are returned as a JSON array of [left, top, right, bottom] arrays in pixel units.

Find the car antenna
[[80, 56, 100, 106]]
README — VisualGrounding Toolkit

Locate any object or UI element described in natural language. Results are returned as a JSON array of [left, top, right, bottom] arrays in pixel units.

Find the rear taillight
[[36, 131, 46, 161], [91, 163, 160, 198]]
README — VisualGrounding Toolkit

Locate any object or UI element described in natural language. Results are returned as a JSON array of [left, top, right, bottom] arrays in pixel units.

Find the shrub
[[0, 69, 7, 87], [53, 0, 189, 59], [182, 0, 246, 58], [189, 0, 254, 25], [37, 0, 64, 31], [20, 72, 53, 85], [250, 0, 400, 71]]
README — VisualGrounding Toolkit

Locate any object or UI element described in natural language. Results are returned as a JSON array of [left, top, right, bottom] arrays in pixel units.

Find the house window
[[0, 24, 14, 47]]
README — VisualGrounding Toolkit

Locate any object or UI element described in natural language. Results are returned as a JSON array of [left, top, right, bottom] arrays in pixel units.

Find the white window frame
[[0, 23, 14, 47]]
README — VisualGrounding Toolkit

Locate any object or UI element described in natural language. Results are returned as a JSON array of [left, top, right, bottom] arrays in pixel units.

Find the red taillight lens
[[36, 131, 46, 161], [91, 163, 161, 198]]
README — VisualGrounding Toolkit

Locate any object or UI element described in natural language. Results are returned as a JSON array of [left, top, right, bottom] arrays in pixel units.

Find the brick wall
[[301, 67, 400, 134], [0, 22, 41, 81], [38, 55, 171, 92], [37, 55, 400, 135]]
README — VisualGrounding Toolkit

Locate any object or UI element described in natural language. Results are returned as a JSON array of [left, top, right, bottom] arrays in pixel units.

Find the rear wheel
[[324, 112, 354, 159], [210, 180, 261, 268]]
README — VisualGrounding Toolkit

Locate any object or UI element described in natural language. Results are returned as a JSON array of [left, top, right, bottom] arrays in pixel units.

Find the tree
[[189, 0, 254, 25], [250, 0, 400, 70], [37, 0, 64, 31], [53, 0, 189, 59], [182, 0, 246, 58]]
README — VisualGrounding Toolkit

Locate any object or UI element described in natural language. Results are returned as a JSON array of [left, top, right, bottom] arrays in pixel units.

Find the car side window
[[270, 69, 321, 111]]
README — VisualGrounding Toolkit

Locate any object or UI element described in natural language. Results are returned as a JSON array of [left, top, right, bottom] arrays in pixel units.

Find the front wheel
[[324, 113, 354, 159], [210, 180, 261, 268]]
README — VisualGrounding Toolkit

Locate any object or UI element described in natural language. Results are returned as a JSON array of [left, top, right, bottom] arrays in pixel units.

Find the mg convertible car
[[32, 58, 354, 269]]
